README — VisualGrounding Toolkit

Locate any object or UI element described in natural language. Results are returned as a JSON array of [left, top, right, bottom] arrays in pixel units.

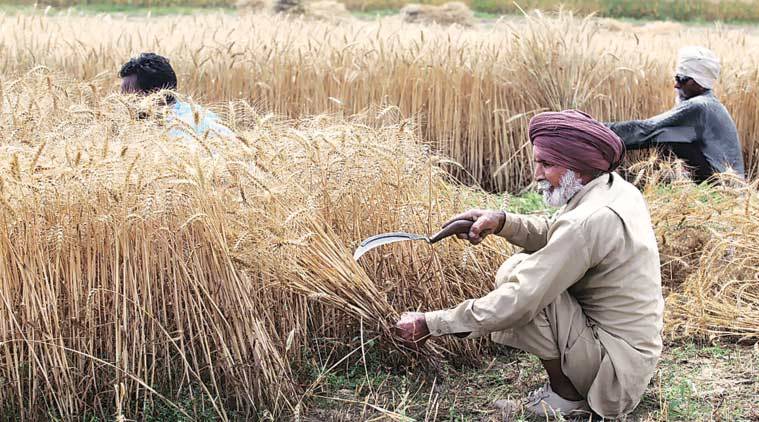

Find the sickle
[[353, 219, 474, 261]]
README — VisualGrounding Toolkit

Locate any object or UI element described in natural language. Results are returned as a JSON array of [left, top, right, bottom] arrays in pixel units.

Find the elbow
[[521, 242, 545, 253], [505, 238, 542, 252], [522, 236, 548, 252]]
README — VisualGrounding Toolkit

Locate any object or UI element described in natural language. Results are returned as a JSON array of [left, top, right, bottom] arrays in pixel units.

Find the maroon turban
[[528, 110, 625, 174]]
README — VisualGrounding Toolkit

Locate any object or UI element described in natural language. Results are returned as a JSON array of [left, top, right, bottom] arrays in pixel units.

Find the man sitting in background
[[119, 52, 233, 140], [395, 110, 663, 420], [607, 46, 744, 183]]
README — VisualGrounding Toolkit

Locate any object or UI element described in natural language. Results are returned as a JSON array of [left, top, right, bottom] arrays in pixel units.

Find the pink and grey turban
[[528, 110, 625, 174]]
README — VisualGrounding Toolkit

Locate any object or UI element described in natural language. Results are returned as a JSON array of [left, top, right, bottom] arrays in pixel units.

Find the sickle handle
[[428, 219, 474, 244]]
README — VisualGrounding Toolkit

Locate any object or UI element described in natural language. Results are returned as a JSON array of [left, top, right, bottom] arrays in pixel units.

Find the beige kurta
[[425, 173, 664, 418]]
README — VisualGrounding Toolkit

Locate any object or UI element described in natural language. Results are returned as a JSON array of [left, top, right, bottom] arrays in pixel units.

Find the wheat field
[[2, 10, 759, 191], [1, 9, 758, 420], [0, 71, 514, 419]]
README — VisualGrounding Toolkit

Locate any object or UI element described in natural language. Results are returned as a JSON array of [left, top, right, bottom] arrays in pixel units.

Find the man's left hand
[[394, 312, 430, 346]]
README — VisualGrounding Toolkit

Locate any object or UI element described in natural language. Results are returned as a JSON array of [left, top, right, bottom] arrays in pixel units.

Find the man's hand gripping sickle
[[442, 209, 507, 245]]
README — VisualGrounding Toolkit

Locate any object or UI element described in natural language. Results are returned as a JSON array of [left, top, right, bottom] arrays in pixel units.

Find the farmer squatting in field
[[395, 110, 664, 419], [119, 52, 233, 140], [608, 46, 744, 183]]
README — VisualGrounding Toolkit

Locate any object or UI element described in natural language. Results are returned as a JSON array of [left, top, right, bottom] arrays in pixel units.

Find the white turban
[[676, 46, 720, 89]]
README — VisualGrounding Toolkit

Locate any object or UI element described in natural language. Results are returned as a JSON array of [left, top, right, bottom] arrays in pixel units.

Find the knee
[[495, 252, 531, 288], [491, 310, 560, 360]]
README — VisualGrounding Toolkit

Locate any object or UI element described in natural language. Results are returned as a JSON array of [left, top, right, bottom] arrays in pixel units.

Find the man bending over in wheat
[[395, 110, 663, 420], [119, 52, 233, 141]]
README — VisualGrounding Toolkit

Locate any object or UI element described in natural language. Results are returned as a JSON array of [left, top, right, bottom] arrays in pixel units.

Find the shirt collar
[[562, 172, 616, 213]]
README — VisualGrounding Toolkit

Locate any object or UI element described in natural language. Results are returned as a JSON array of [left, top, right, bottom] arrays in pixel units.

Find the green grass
[[469, 0, 759, 22], [306, 341, 759, 420], [79, 3, 232, 15], [5, 0, 759, 23], [0, 3, 233, 16], [3, 379, 229, 421], [507, 191, 550, 215], [351, 8, 401, 18]]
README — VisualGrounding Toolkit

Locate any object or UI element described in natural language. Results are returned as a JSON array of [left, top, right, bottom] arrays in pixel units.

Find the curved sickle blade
[[353, 232, 429, 261]]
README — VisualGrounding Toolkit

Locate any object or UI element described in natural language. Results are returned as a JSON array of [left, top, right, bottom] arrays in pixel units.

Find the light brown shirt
[[425, 173, 664, 417]]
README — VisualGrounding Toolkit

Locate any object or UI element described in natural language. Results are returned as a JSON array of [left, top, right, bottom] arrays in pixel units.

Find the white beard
[[537, 171, 585, 208]]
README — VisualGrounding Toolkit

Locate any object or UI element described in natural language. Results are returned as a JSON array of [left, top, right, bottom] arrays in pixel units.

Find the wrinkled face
[[533, 144, 586, 207], [120, 74, 141, 95], [533, 144, 569, 189], [674, 74, 705, 101]]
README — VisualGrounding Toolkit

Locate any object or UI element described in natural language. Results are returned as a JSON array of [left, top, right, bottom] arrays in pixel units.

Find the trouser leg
[[491, 291, 604, 397]]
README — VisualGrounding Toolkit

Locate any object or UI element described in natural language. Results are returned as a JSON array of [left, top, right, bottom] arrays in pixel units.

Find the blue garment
[[167, 100, 233, 140]]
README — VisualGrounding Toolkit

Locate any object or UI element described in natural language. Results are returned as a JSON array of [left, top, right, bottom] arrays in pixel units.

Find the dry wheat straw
[[2, 12, 759, 418], [0, 73, 508, 419], [1, 11, 758, 191]]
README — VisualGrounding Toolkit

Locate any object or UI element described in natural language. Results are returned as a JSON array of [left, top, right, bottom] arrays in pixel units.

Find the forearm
[[424, 284, 533, 337], [496, 212, 551, 251], [608, 120, 657, 150], [609, 103, 700, 149]]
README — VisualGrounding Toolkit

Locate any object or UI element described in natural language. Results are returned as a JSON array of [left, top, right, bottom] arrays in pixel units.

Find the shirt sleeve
[[496, 212, 552, 252], [425, 217, 592, 336], [607, 101, 702, 150]]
